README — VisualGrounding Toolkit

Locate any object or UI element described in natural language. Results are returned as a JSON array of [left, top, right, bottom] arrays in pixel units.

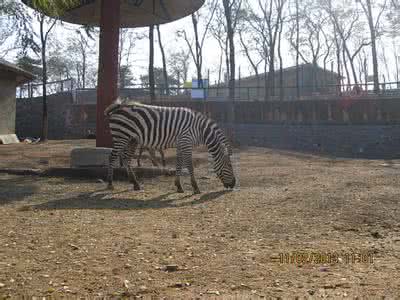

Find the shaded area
[[28, 189, 231, 210], [0, 176, 39, 204]]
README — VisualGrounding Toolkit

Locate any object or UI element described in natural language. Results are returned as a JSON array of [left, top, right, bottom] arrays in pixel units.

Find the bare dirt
[[0, 140, 399, 298]]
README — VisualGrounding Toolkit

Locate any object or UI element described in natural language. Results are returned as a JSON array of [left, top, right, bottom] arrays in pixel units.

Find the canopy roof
[[23, 0, 205, 28]]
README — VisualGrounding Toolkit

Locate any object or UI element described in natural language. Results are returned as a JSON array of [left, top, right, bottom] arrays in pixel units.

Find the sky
[[2, 0, 398, 86]]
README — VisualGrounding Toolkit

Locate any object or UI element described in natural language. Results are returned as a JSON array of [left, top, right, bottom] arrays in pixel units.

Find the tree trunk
[[192, 14, 202, 85], [295, 0, 300, 99], [365, 0, 379, 93], [41, 44, 48, 141], [149, 25, 155, 103], [222, 0, 235, 143], [156, 25, 169, 95], [40, 17, 48, 142]]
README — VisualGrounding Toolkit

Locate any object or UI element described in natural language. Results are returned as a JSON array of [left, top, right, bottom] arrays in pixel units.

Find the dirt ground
[[0, 140, 399, 298]]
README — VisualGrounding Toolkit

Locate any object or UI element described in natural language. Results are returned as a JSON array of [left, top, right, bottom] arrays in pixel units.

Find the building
[[209, 63, 340, 101], [0, 59, 35, 144]]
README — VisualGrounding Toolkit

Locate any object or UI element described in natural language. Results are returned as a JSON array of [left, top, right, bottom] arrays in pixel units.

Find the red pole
[[96, 0, 120, 147]]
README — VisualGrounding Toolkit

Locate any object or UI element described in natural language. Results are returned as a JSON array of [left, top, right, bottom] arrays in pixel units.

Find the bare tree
[[168, 49, 191, 88], [222, 0, 242, 141], [38, 12, 57, 141], [149, 25, 155, 102], [178, 0, 217, 86], [357, 0, 387, 93], [248, 0, 286, 99], [156, 25, 169, 95]]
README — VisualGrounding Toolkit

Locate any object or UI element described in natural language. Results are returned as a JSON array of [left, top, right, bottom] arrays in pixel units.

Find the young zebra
[[105, 99, 236, 194]]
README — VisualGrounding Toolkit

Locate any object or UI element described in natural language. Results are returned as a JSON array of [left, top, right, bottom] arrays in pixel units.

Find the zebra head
[[214, 144, 236, 189]]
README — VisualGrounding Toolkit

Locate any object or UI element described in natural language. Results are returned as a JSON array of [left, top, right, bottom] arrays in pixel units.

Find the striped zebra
[[105, 99, 236, 194]]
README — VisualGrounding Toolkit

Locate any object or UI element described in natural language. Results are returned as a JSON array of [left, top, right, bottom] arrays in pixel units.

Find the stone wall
[[232, 123, 400, 159], [14, 92, 400, 158], [16, 92, 73, 139]]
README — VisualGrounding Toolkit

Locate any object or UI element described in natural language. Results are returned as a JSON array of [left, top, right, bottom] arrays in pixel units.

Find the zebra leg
[[123, 158, 141, 191], [175, 145, 184, 193], [184, 146, 200, 194], [107, 149, 120, 190], [125, 141, 141, 190], [148, 149, 159, 167], [137, 147, 143, 167], [160, 150, 166, 167]]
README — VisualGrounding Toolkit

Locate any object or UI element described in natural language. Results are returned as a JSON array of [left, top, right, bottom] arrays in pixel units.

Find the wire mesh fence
[[17, 80, 400, 102]]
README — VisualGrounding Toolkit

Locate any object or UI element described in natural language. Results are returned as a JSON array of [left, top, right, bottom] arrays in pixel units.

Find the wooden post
[[96, 0, 120, 147]]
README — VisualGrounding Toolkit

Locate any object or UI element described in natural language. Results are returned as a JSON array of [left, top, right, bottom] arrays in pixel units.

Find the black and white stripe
[[105, 99, 236, 193]]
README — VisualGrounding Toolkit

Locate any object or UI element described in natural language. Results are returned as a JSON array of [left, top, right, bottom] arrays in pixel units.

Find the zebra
[[104, 99, 236, 194], [137, 147, 166, 167]]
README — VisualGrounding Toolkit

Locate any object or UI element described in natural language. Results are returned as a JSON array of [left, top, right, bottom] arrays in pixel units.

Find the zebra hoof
[[107, 184, 114, 190], [133, 185, 141, 191], [177, 188, 184, 193], [193, 189, 201, 195]]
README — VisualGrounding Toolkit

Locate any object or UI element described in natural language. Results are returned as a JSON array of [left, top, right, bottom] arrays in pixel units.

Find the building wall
[[209, 65, 338, 101], [0, 78, 17, 135]]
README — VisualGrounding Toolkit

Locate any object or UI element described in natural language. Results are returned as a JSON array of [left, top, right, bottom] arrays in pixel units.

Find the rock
[[169, 282, 184, 288], [0, 283, 5, 288], [68, 244, 79, 250], [123, 280, 130, 289], [165, 265, 178, 272], [371, 231, 383, 239], [308, 290, 315, 295], [323, 284, 336, 289], [206, 290, 220, 296]]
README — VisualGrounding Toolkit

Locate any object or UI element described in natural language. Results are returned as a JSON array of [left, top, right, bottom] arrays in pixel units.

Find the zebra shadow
[[26, 189, 231, 211]]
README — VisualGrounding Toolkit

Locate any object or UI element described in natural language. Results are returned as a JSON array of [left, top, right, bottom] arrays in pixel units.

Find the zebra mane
[[104, 97, 144, 116], [104, 97, 125, 116]]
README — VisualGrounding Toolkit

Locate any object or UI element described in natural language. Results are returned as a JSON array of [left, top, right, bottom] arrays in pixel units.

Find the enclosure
[[0, 140, 399, 298]]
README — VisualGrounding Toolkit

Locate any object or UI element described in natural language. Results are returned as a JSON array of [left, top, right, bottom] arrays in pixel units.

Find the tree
[[168, 49, 191, 88], [156, 25, 169, 95], [148, 25, 155, 102], [119, 65, 134, 88], [222, 0, 242, 142], [357, 0, 387, 93], [322, 0, 370, 87], [177, 0, 218, 85], [0, 0, 37, 56], [139, 67, 178, 89], [248, 0, 286, 99], [237, 5, 263, 92], [67, 30, 93, 89], [37, 12, 57, 141], [16, 55, 42, 79]]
